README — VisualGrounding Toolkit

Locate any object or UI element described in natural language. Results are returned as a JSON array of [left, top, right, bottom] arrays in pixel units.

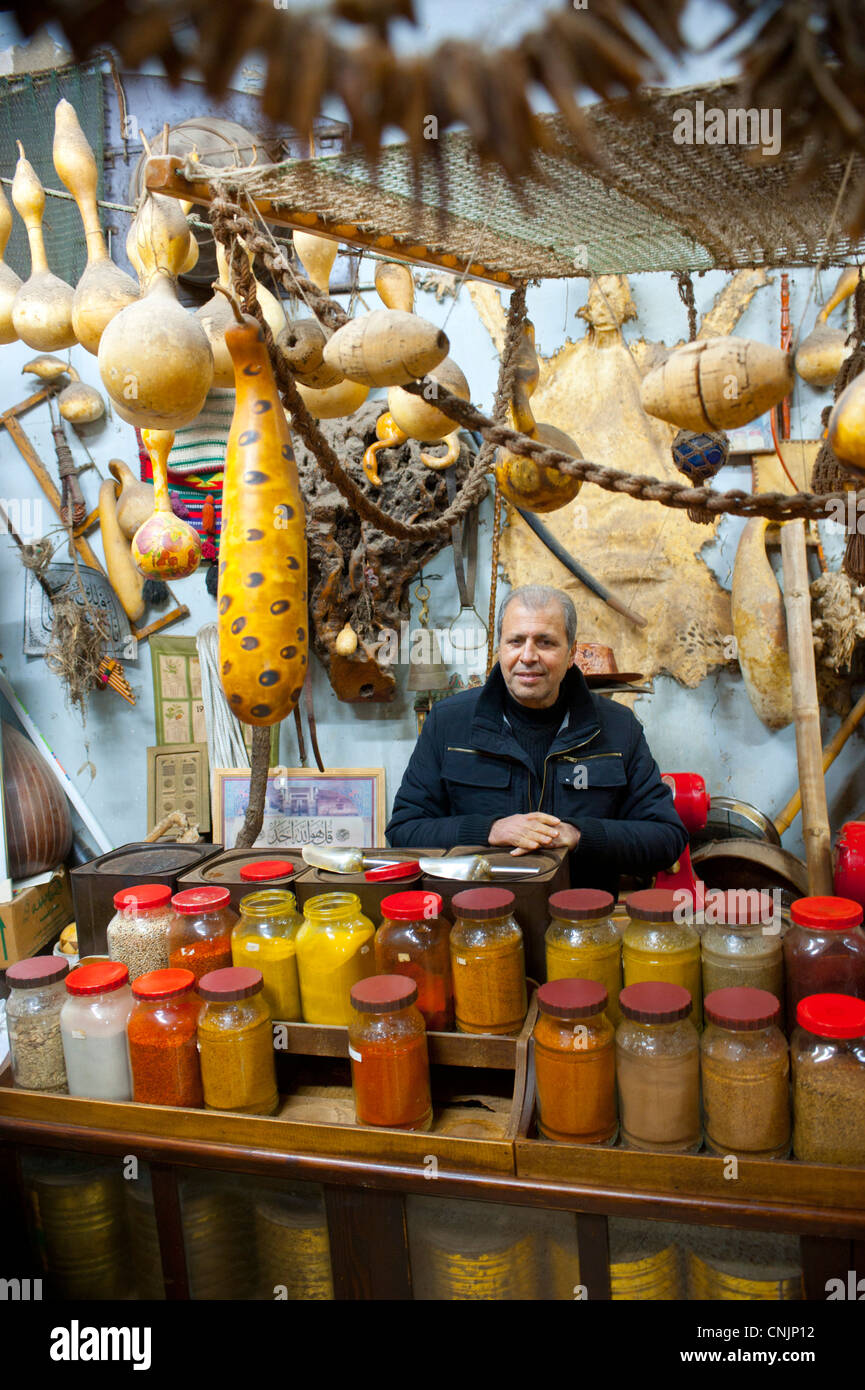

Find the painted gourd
[[218, 307, 308, 726], [828, 374, 865, 474], [640, 336, 794, 431], [11, 142, 76, 350], [494, 323, 583, 513], [0, 181, 21, 344], [323, 309, 448, 387], [131, 430, 202, 578], [98, 270, 213, 428], [53, 99, 139, 353]]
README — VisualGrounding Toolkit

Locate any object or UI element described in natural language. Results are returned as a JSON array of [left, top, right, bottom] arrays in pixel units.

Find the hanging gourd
[[795, 271, 857, 389], [494, 322, 583, 513], [294, 230, 338, 292], [276, 317, 344, 388], [0, 182, 21, 344], [375, 260, 413, 313], [98, 477, 146, 622], [11, 142, 76, 351], [109, 458, 156, 540], [131, 429, 202, 578], [21, 354, 104, 424], [295, 376, 370, 419], [216, 288, 308, 725], [362, 412, 408, 486], [640, 336, 793, 431], [52, 99, 139, 354], [194, 240, 236, 388], [828, 374, 865, 474], [238, 237, 286, 340], [324, 309, 448, 387]]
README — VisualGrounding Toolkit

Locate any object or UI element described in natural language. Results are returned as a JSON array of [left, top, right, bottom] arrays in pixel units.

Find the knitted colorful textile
[[136, 389, 234, 560]]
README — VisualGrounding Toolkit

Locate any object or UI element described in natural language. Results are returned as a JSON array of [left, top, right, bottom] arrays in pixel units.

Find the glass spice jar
[[127, 968, 203, 1108], [701, 987, 790, 1159], [622, 889, 702, 1029], [348, 975, 432, 1131], [450, 888, 527, 1036], [232, 889, 303, 1021], [6, 956, 69, 1093], [375, 891, 454, 1031], [533, 978, 617, 1144], [60, 961, 134, 1101], [295, 893, 375, 1025], [168, 887, 237, 983], [197, 966, 279, 1116], [544, 889, 622, 1024], [792, 993, 865, 1166], [616, 981, 701, 1154], [784, 896, 865, 1027], [701, 890, 785, 1029], [107, 884, 176, 983]]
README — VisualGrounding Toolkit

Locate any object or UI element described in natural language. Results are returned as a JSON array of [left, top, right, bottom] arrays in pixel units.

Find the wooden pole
[[775, 687, 865, 835], [780, 520, 834, 893]]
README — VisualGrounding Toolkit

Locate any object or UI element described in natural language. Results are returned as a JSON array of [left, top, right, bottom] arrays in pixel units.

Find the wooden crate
[[0, 999, 538, 1177]]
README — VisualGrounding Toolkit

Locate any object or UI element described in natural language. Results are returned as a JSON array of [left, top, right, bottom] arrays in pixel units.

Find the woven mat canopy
[[180, 80, 864, 282]]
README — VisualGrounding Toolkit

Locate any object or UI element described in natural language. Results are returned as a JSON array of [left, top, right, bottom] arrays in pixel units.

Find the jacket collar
[[471, 662, 601, 758]]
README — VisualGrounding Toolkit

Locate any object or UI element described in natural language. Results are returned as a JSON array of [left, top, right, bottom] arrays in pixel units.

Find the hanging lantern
[[671, 428, 729, 524]]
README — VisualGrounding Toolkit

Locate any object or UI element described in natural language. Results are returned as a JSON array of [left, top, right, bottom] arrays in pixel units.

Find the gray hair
[[496, 586, 577, 647]]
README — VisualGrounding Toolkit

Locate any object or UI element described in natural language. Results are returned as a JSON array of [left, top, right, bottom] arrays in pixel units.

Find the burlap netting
[[186, 81, 864, 280]]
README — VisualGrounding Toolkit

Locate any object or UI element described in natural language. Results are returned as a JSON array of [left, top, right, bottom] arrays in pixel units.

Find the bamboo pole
[[775, 687, 865, 835], [780, 520, 834, 893]]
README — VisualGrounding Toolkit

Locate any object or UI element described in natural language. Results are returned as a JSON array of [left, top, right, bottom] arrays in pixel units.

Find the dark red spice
[[168, 934, 232, 983]]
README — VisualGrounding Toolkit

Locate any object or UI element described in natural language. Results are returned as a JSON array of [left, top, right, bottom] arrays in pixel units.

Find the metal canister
[[687, 1250, 803, 1300], [22, 1153, 129, 1300], [254, 1191, 333, 1300]]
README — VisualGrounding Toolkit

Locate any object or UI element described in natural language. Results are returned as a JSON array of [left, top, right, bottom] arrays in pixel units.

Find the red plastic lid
[[350, 975, 418, 1012], [452, 887, 516, 919], [549, 889, 615, 921], [625, 889, 680, 922], [537, 978, 608, 1018], [704, 987, 780, 1030], [704, 889, 775, 927], [66, 961, 129, 996], [364, 861, 420, 882], [790, 896, 863, 931], [113, 883, 172, 911], [796, 993, 865, 1039], [239, 860, 296, 882], [199, 966, 263, 1001], [7, 955, 69, 988], [132, 968, 197, 1001], [380, 891, 443, 920], [172, 886, 232, 914], [619, 981, 692, 1023]]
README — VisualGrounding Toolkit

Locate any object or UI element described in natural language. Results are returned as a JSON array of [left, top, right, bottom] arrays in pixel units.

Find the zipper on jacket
[[560, 751, 622, 763], [536, 729, 601, 813]]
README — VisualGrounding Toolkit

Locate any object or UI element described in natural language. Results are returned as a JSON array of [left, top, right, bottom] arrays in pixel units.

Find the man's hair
[[496, 586, 577, 647]]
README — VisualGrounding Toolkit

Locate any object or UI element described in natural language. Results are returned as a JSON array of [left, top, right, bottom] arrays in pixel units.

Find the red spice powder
[[168, 935, 232, 984], [128, 999, 203, 1107], [350, 1034, 432, 1130]]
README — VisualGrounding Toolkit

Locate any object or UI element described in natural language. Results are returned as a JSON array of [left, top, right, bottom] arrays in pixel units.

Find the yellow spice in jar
[[295, 921, 375, 1025], [232, 934, 301, 1021], [198, 1011, 278, 1115]]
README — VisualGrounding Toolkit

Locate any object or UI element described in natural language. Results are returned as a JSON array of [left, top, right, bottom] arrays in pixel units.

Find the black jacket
[[386, 663, 688, 899]]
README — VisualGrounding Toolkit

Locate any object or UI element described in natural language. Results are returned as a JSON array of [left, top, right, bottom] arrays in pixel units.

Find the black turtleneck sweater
[[503, 685, 570, 802]]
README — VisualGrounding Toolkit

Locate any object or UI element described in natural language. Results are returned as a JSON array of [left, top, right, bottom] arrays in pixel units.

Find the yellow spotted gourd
[[218, 306, 308, 725]]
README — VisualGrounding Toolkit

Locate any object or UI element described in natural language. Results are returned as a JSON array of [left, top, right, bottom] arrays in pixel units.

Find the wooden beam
[[143, 154, 519, 289]]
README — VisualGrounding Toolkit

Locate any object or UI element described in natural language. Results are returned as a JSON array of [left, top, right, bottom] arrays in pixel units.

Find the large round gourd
[[53, 99, 139, 354], [640, 336, 794, 431], [218, 309, 308, 726], [0, 182, 21, 344], [2, 721, 72, 878], [11, 142, 76, 351], [295, 376, 369, 419], [323, 309, 448, 387], [98, 271, 213, 428], [388, 356, 470, 440], [495, 423, 584, 514]]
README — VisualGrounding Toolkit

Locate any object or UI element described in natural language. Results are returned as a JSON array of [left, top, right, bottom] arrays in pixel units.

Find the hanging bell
[[671, 428, 729, 524], [406, 626, 450, 691]]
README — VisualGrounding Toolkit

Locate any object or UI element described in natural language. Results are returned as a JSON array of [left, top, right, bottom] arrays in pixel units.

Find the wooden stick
[[780, 520, 834, 893], [775, 688, 865, 835]]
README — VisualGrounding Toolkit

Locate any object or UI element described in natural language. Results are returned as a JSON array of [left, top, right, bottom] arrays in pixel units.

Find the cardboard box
[[0, 868, 73, 969]]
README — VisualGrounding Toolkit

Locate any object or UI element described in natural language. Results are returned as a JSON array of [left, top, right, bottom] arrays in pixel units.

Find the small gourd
[[217, 288, 308, 726], [98, 477, 146, 622], [295, 376, 369, 419], [375, 260, 414, 313], [494, 323, 583, 513], [57, 368, 105, 424], [98, 268, 214, 428], [194, 240, 236, 388], [335, 622, 358, 655], [11, 142, 76, 350], [388, 356, 471, 442], [276, 317, 344, 388], [293, 230, 338, 292], [828, 374, 865, 475], [795, 323, 851, 388], [131, 429, 201, 578], [363, 412, 407, 486], [821, 266, 859, 321], [0, 182, 22, 344], [53, 99, 139, 354], [21, 354, 69, 382], [109, 458, 156, 540], [238, 237, 286, 340], [640, 336, 794, 431], [323, 309, 449, 387], [127, 190, 196, 286]]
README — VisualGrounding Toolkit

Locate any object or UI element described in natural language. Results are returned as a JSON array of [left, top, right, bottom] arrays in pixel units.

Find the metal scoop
[[301, 847, 401, 874], [418, 855, 542, 881]]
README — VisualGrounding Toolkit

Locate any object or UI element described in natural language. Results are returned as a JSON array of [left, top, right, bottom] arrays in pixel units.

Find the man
[[387, 584, 687, 902]]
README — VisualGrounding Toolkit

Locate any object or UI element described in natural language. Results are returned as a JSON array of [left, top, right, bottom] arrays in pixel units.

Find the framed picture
[[212, 767, 386, 850]]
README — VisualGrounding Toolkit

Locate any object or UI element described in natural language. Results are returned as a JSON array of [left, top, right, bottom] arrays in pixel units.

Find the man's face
[[498, 601, 576, 708]]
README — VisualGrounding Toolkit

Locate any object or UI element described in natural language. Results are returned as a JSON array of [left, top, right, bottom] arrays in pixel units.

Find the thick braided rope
[[210, 192, 846, 525]]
